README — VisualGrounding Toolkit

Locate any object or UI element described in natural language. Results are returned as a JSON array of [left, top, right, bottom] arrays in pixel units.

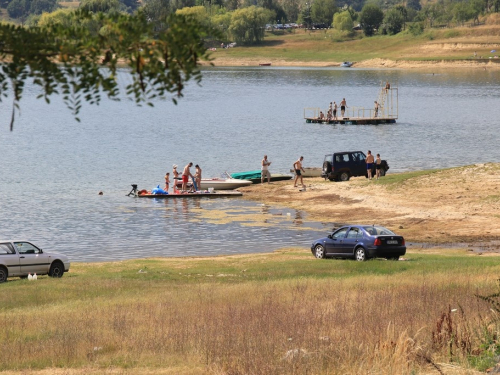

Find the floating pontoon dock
[[137, 191, 243, 199], [304, 85, 398, 125]]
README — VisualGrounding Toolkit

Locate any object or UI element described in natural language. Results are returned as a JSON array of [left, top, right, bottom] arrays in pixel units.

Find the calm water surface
[[1, 67, 499, 261]]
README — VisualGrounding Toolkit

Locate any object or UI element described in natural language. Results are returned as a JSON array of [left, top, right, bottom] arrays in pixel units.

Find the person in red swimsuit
[[182, 162, 194, 192]]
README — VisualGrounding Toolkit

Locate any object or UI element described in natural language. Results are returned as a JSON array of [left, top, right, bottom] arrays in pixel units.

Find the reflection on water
[[0, 194, 329, 262]]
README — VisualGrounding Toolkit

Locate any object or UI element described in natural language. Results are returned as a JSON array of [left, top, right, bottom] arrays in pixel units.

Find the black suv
[[321, 151, 389, 181]]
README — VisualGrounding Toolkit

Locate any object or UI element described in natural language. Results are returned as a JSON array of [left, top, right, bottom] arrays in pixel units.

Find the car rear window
[[0, 243, 15, 254], [362, 226, 396, 236]]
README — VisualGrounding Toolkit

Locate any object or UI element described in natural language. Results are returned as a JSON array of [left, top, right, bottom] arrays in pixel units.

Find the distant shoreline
[[205, 57, 500, 69]]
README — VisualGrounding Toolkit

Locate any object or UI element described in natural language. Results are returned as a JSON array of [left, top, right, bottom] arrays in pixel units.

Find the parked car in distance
[[322, 151, 366, 181], [321, 151, 389, 181], [311, 225, 406, 261], [0, 240, 70, 283]]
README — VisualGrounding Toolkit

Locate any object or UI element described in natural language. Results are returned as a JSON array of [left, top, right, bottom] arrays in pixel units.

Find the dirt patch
[[238, 163, 500, 246]]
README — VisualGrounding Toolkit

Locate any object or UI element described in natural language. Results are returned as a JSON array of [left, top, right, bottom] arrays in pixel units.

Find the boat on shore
[[231, 170, 292, 184], [289, 167, 322, 178], [340, 61, 353, 67], [199, 174, 253, 190]]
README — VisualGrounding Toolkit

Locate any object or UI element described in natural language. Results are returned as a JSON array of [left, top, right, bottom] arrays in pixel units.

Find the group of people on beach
[[366, 150, 383, 180], [165, 163, 202, 193], [319, 98, 347, 121]]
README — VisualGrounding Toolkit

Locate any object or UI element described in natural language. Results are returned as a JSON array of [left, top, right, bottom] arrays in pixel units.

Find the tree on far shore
[[359, 3, 383, 36]]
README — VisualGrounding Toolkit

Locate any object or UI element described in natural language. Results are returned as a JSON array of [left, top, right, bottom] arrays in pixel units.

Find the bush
[[408, 22, 424, 36]]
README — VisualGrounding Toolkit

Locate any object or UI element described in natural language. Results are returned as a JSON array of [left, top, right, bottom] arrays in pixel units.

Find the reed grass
[[1, 249, 499, 374]]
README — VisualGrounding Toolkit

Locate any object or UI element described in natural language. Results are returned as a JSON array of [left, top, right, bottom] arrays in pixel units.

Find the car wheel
[[48, 261, 65, 278], [0, 266, 7, 283], [354, 247, 366, 262], [386, 256, 399, 261], [314, 245, 326, 259], [339, 172, 350, 181]]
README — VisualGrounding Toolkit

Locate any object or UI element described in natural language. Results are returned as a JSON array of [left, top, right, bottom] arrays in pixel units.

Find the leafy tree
[[211, 11, 231, 40], [406, 0, 420, 11], [6, 0, 29, 19], [37, 8, 76, 27], [228, 6, 274, 44], [281, 0, 301, 23], [141, 0, 171, 31], [394, 5, 407, 30], [359, 3, 383, 36], [0, 10, 216, 130], [383, 8, 403, 34], [311, 0, 336, 25], [80, 0, 120, 13], [176, 5, 208, 24], [333, 9, 353, 31], [408, 21, 423, 35], [30, 0, 58, 14]]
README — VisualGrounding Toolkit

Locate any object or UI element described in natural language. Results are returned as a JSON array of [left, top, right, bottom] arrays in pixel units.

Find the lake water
[[1, 67, 499, 262]]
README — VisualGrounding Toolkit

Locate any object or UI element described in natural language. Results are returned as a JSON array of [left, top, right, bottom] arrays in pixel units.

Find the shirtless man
[[340, 98, 347, 117], [182, 162, 194, 192], [333, 101, 338, 120], [293, 156, 305, 188], [261, 155, 272, 183], [366, 150, 374, 180], [374, 101, 379, 118]]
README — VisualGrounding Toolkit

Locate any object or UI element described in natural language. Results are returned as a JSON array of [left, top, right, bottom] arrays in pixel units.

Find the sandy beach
[[207, 56, 500, 69], [237, 163, 500, 248]]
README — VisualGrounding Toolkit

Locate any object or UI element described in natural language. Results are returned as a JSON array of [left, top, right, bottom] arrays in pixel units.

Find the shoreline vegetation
[[3, 164, 500, 374]]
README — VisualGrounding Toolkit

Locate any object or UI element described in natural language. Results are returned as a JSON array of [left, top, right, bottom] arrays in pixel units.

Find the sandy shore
[[236, 163, 500, 249], [207, 57, 500, 69]]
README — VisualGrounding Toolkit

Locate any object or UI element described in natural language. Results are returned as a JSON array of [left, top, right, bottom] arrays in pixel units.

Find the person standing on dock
[[333, 101, 338, 120], [182, 162, 194, 192], [164, 172, 170, 192], [172, 165, 180, 191], [293, 156, 306, 188], [194, 164, 202, 191], [340, 98, 347, 117], [366, 150, 374, 180], [327, 102, 333, 120], [374, 101, 379, 117], [261, 155, 272, 183]]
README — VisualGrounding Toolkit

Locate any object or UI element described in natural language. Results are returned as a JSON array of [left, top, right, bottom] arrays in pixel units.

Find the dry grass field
[[2, 249, 500, 375]]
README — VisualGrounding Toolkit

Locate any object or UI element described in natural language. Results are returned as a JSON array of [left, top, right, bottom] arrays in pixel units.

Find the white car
[[0, 240, 70, 283]]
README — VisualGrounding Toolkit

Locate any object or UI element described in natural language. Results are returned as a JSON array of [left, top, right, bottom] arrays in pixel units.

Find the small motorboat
[[259, 63, 271, 66], [199, 172, 253, 190], [289, 167, 322, 178], [231, 170, 292, 184], [340, 61, 353, 67]]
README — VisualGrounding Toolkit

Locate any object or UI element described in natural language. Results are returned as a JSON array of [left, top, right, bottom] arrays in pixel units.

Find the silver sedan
[[0, 240, 70, 282]]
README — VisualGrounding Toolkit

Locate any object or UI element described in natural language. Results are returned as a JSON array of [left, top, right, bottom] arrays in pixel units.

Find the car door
[[342, 227, 361, 254], [15, 242, 51, 275], [325, 227, 349, 254], [0, 242, 20, 276], [334, 153, 350, 174], [351, 152, 367, 177]]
